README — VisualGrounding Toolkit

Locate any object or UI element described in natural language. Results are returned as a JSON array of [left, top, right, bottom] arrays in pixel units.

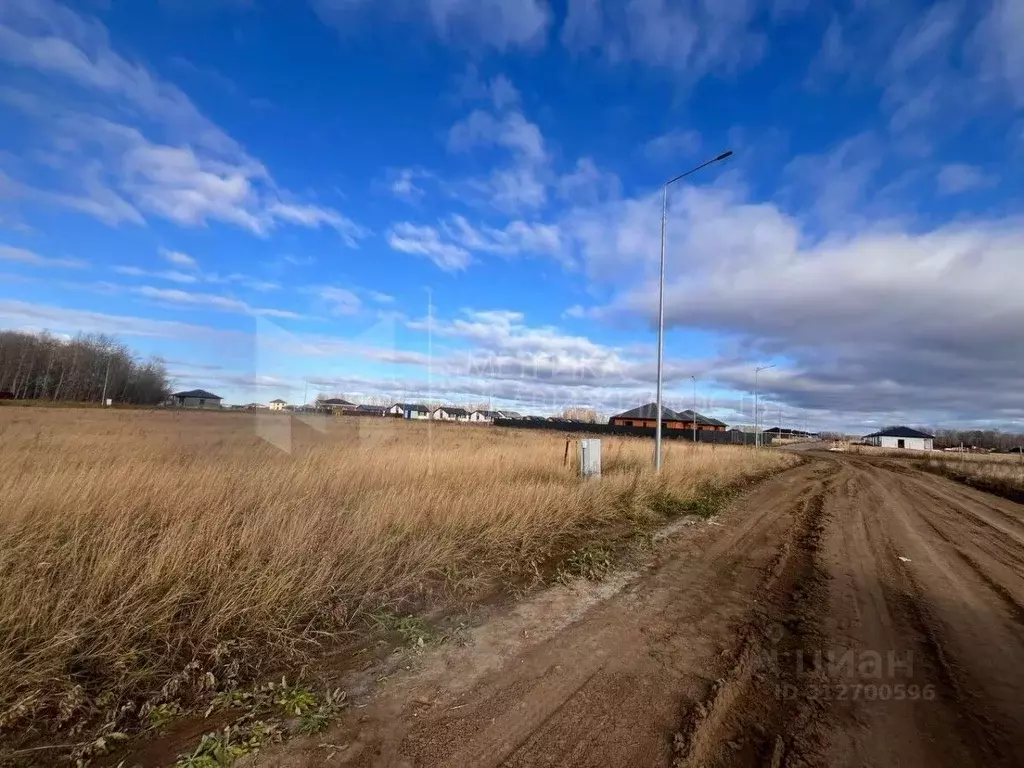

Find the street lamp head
[[715, 151, 734, 162]]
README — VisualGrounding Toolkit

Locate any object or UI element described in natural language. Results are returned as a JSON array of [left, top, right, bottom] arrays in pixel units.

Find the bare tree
[[562, 406, 599, 423], [0, 330, 172, 405]]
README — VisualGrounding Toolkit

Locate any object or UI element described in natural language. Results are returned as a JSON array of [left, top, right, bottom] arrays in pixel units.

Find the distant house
[[498, 411, 522, 420], [386, 403, 431, 420], [269, 398, 287, 412], [319, 398, 356, 414], [354, 404, 386, 416], [764, 427, 818, 439], [432, 406, 469, 422], [608, 403, 727, 432], [171, 389, 223, 409], [469, 409, 502, 423], [863, 426, 934, 451]]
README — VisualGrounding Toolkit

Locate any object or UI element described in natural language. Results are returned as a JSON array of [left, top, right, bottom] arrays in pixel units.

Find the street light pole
[[654, 149, 733, 472], [691, 374, 697, 445], [754, 364, 775, 448]]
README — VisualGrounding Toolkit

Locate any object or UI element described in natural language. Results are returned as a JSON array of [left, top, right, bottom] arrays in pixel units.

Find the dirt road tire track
[[253, 456, 1024, 768]]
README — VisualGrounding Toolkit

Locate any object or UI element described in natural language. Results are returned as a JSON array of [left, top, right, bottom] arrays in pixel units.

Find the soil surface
[[190, 454, 1024, 766]]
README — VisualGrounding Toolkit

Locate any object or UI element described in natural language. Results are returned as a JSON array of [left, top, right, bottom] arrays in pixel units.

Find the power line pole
[[100, 352, 112, 406], [754, 364, 775, 448]]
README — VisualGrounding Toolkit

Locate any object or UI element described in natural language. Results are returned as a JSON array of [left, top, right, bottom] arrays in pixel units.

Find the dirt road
[[256, 455, 1024, 767]]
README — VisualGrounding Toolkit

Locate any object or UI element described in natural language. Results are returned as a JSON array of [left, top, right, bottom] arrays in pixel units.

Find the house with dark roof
[[354, 404, 386, 416], [269, 398, 287, 412], [608, 403, 727, 432], [432, 405, 470, 422], [171, 389, 223, 409], [498, 410, 523, 419], [863, 426, 934, 451], [318, 397, 356, 414]]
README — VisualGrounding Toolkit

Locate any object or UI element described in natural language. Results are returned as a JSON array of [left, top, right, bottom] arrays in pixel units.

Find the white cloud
[[160, 248, 198, 269], [223, 274, 280, 292], [448, 110, 546, 162], [113, 265, 199, 283], [318, 286, 363, 316], [781, 132, 885, 228], [447, 99, 552, 213], [806, 15, 849, 83], [454, 66, 522, 109], [470, 165, 549, 212], [561, 173, 1024, 423], [0, 244, 84, 268], [557, 157, 621, 205], [1, 162, 144, 226], [266, 202, 367, 246], [387, 222, 472, 271], [642, 129, 702, 161], [974, 0, 1024, 106], [888, 0, 959, 76], [561, 0, 767, 78], [487, 74, 521, 109], [936, 163, 998, 195], [443, 214, 565, 260], [135, 285, 301, 318], [136, 286, 248, 312], [880, 1, 962, 133], [384, 214, 564, 271], [310, 0, 551, 51], [0, 1, 364, 241], [389, 167, 431, 201], [114, 256, 280, 292], [0, 0, 239, 155]]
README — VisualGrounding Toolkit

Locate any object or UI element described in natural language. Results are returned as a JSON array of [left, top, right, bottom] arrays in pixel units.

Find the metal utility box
[[578, 439, 602, 479]]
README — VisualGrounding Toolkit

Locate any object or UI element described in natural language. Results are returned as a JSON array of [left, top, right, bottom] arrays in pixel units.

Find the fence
[[492, 419, 771, 446]]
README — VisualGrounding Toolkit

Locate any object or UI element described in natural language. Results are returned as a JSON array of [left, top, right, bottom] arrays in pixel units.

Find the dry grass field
[[0, 407, 796, 749], [848, 444, 1024, 499]]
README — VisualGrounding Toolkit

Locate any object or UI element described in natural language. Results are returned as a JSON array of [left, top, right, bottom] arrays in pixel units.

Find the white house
[[269, 398, 287, 411], [863, 426, 934, 451], [469, 409, 502, 423], [432, 406, 470, 422], [385, 403, 431, 420], [405, 404, 431, 420]]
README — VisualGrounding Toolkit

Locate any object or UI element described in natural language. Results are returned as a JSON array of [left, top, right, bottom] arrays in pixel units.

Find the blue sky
[[1, 0, 1022, 432]]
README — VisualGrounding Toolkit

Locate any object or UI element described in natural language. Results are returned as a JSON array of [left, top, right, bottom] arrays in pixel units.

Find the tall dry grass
[[0, 408, 794, 734], [849, 444, 1024, 499]]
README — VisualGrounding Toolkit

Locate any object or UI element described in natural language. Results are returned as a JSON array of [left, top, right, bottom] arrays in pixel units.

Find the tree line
[[929, 428, 1024, 451], [0, 330, 172, 405]]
